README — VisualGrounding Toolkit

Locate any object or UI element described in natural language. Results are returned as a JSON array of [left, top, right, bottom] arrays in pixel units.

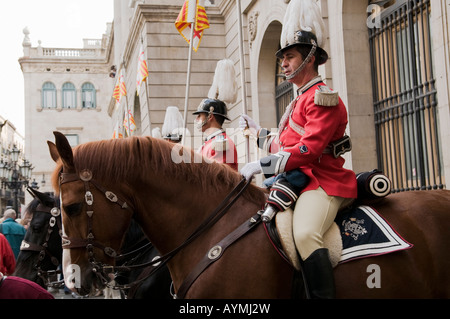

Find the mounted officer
[[239, 0, 356, 299], [193, 98, 238, 171]]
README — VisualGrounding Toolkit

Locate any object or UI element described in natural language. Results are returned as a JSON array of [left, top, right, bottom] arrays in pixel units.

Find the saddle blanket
[[336, 205, 413, 263]]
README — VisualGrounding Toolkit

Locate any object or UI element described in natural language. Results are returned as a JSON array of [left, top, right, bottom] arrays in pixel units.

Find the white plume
[[162, 106, 184, 137], [208, 59, 238, 104], [280, 0, 325, 48], [152, 127, 162, 139]]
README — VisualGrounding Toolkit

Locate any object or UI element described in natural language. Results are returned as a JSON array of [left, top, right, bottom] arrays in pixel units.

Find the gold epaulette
[[314, 85, 339, 106]]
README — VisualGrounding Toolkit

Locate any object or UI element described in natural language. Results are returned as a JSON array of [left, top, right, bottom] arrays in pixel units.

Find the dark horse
[[14, 187, 172, 299], [14, 188, 63, 289], [49, 131, 450, 298]]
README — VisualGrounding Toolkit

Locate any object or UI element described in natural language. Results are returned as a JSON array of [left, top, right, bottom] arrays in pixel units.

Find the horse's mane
[[51, 136, 265, 204], [24, 197, 40, 220]]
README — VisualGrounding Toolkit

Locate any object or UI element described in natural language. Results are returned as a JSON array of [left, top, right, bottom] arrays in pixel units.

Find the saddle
[[263, 169, 412, 269], [266, 203, 414, 271]]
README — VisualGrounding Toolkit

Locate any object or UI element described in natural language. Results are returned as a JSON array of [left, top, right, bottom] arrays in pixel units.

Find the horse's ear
[[47, 141, 60, 163], [27, 187, 54, 206], [53, 131, 74, 170]]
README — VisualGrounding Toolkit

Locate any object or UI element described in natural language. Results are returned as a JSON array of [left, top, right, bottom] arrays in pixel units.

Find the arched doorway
[[257, 20, 292, 131]]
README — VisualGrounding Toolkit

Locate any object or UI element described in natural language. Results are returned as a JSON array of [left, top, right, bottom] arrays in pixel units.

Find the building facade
[[20, 0, 449, 199], [19, 24, 114, 196], [111, 0, 449, 191], [0, 117, 27, 214]]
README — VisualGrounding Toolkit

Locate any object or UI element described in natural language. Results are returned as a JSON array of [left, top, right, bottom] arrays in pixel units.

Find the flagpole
[[120, 62, 131, 137], [236, 0, 250, 163], [125, 73, 130, 137], [181, 1, 197, 146], [144, 78, 151, 133], [141, 37, 152, 134]]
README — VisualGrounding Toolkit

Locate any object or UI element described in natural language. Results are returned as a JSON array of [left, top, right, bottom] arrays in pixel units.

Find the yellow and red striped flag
[[112, 121, 123, 139], [119, 71, 127, 97], [113, 69, 127, 103], [123, 109, 137, 136], [112, 83, 120, 103], [136, 43, 148, 96], [175, 0, 209, 52]]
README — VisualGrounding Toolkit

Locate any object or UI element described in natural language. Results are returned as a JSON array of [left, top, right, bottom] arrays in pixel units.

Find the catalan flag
[[175, 0, 209, 52], [119, 71, 127, 97], [112, 121, 123, 139], [112, 84, 120, 103], [136, 43, 148, 96], [123, 109, 137, 136]]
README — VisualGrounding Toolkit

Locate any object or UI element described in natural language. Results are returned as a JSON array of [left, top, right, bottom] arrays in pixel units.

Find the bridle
[[59, 168, 135, 287], [19, 193, 64, 288], [58, 167, 256, 297]]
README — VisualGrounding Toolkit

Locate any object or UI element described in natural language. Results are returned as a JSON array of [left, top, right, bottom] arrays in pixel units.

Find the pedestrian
[[239, 0, 356, 299], [0, 208, 27, 259], [0, 272, 54, 299], [193, 98, 238, 171], [0, 233, 15, 275]]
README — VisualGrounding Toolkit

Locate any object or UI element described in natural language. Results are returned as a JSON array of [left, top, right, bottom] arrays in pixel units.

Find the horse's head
[[14, 188, 62, 288], [48, 131, 134, 296]]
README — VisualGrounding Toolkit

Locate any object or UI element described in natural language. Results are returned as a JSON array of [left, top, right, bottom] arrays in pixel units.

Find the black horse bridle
[[20, 191, 64, 288], [58, 167, 255, 296]]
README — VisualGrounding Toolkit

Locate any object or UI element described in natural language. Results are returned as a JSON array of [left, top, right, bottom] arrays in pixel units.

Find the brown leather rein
[[58, 168, 257, 296]]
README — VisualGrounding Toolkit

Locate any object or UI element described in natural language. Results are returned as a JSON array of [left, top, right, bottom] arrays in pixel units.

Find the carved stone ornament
[[248, 11, 259, 49]]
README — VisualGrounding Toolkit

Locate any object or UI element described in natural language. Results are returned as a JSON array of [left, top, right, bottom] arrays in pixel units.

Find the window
[[62, 82, 76, 108], [82, 82, 96, 108], [42, 82, 57, 108]]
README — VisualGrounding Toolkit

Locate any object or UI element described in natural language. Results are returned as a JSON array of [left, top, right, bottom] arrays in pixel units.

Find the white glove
[[239, 114, 261, 137], [240, 160, 262, 181]]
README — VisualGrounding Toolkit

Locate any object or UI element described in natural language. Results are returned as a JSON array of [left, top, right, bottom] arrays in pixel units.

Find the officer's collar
[[297, 75, 323, 95], [204, 128, 224, 141]]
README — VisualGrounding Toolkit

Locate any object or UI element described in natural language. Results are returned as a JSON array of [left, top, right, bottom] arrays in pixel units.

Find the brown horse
[[49, 131, 450, 298]]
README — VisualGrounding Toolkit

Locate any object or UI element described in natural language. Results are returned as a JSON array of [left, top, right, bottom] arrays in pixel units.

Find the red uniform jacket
[[198, 129, 238, 171], [260, 78, 357, 198]]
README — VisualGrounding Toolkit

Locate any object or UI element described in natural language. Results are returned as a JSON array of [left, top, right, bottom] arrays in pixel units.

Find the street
[[49, 287, 106, 300]]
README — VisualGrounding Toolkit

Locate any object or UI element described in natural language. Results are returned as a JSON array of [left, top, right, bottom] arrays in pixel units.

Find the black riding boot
[[302, 248, 335, 299]]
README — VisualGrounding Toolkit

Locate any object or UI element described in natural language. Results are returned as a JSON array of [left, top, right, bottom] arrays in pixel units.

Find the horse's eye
[[31, 222, 45, 233], [64, 203, 83, 216]]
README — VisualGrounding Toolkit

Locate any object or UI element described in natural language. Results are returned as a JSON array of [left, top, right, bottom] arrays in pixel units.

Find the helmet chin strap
[[284, 42, 317, 80], [195, 113, 212, 131]]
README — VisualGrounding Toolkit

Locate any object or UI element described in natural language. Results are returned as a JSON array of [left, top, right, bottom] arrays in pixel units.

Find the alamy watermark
[[366, 264, 381, 288], [170, 127, 273, 165], [367, 4, 382, 29], [65, 264, 81, 289]]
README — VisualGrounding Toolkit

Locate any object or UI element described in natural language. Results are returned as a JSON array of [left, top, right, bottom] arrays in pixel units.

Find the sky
[[0, 0, 114, 136]]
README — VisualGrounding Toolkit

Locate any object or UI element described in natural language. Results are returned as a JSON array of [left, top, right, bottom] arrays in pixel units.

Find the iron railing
[[368, 0, 444, 192]]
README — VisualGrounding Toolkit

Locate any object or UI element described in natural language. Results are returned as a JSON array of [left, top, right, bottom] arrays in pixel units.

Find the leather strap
[[175, 212, 262, 299]]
